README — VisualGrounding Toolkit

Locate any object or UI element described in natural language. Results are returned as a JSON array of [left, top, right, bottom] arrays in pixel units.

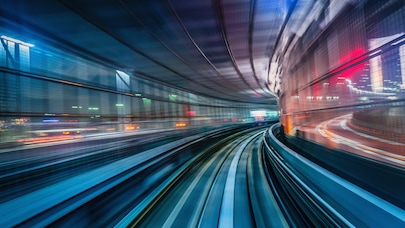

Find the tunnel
[[0, 0, 404, 227]]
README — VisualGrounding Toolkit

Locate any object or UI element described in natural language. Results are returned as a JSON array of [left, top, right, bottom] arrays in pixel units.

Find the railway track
[[131, 127, 287, 227], [5, 122, 396, 227], [0, 124, 261, 227]]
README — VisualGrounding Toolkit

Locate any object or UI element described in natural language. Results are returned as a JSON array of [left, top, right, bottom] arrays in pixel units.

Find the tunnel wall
[[0, 21, 274, 144]]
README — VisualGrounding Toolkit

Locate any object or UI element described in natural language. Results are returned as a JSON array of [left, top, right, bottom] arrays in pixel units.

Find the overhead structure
[[0, 0, 348, 105]]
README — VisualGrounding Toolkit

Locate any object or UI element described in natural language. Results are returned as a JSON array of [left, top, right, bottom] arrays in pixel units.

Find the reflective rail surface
[[127, 126, 288, 227]]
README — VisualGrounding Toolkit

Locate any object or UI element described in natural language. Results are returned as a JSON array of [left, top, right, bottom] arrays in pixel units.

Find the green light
[[169, 94, 177, 101], [142, 98, 151, 105], [135, 93, 142, 97], [116, 104, 124, 107]]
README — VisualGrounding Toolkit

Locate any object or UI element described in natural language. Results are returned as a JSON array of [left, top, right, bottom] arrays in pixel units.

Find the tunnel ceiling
[[0, 0, 306, 105]]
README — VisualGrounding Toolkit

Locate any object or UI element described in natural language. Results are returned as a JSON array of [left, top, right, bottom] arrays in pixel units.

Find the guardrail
[[263, 123, 405, 227]]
